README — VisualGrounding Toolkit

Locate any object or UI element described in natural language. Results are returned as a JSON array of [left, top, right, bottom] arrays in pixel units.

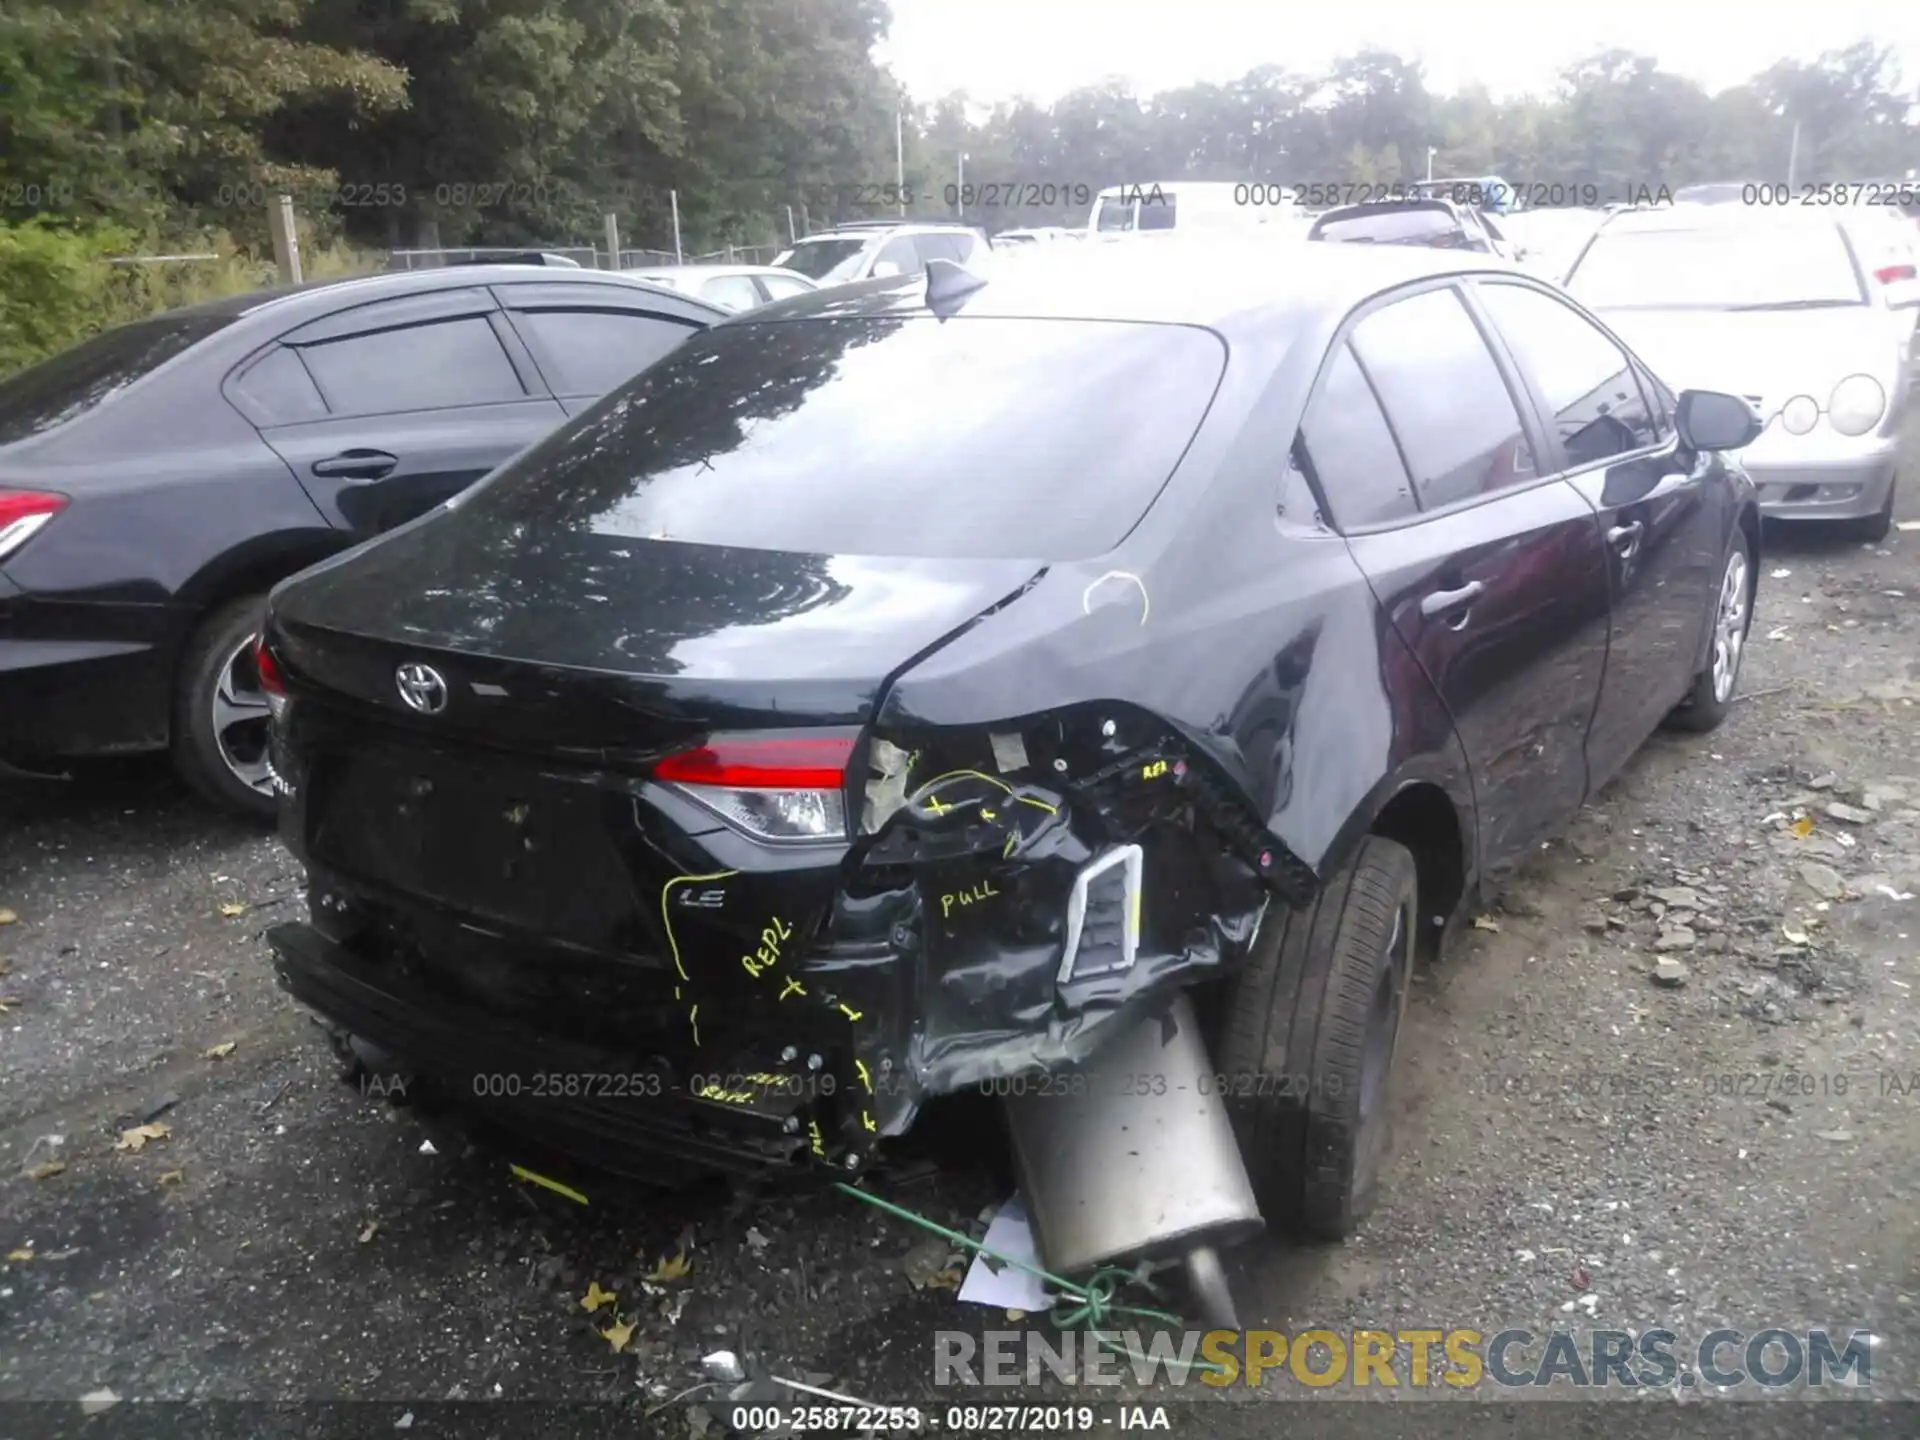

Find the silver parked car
[[1564, 206, 1917, 541], [772, 223, 988, 287], [625, 264, 817, 312]]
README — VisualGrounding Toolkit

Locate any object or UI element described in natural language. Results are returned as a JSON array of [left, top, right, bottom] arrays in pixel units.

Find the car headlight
[[1828, 374, 1886, 437], [1778, 394, 1820, 436]]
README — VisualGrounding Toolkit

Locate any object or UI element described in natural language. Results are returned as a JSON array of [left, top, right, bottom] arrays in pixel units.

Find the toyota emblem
[[395, 662, 449, 715]]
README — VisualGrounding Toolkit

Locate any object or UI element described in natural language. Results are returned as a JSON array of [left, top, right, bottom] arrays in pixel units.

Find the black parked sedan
[[258, 238, 1761, 1270], [0, 267, 721, 814]]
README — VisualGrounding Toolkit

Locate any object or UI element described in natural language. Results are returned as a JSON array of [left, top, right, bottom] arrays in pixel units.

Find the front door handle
[[1607, 520, 1644, 553], [1420, 580, 1485, 620], [311, 449, 398, 481]]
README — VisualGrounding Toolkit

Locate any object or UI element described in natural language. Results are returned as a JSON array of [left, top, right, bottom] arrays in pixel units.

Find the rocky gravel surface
[[3, 458, 1918, 1437]]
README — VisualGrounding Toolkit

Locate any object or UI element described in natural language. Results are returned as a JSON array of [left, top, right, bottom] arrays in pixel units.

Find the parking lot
[[4, 426, 1919, 1426]]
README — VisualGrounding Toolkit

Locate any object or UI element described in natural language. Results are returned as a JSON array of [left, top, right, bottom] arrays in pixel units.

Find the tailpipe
[[1002, 992, 1261, 1331]]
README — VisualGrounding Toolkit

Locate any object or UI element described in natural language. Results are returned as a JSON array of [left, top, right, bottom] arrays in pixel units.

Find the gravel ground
[[4, 438, 1918, 1436]]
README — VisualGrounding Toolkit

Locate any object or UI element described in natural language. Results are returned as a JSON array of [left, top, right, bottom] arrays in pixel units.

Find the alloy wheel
[[211, 631, 275, 796], [1711, 549, 1750, 704]]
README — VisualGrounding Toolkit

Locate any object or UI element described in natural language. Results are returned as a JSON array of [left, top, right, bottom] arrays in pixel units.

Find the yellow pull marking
[[510, 1164, 589, 1206]]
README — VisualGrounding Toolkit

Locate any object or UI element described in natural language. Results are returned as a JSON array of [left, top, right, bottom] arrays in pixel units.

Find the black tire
[[1665, 527, 1753, 734], [1843, 475, 1895, 545], [1216, 835, 1417, 1241], [171, 592, 278, 820]]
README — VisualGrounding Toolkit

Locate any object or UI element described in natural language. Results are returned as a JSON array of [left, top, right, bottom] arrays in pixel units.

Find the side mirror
[[1675, 389, 1763, 453], [871, 260, 903, 278]]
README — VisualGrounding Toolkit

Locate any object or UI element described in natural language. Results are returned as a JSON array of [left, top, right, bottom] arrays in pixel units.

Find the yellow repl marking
[[510, 1164, 589, 1206], [688, 1004, 700, 1046], [809, 1119, 826, 1157], [911, 768, 1058, 817], [862, 1110, 877, 1133], [696, 1083, 759, 1106], [1142, 759, 1169, 780], [741, 915, 795, 979], [855, 1060, 874, 1094], [838, 1003, 864, 1023], [778, 976, 807, 1001], [940, 879, 1002, 918]]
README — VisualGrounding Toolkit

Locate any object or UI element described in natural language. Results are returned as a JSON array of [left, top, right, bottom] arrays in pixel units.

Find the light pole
[[896, 111, 906, 217], [1426, 147, 1437, 183], [956, 152, 968, 217]]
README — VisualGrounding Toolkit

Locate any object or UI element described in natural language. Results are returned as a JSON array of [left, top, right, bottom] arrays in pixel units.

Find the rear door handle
[[1607, 521, 1644, 552], [311, 449, 398, 481], [1420, 580, 1485, 619]]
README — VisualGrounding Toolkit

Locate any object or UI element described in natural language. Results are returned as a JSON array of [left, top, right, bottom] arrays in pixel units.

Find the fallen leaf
[[114, 1122, 171, 1152], [202, 1042, 237, 1060], [158, 1170, 185, 1186], [645, 1249, 693, 1284], [357, 1221, 378, 1244], [1815, 1129, 1856, 1143], [926, 1266, 963, 1290], [600, 1315, 636, 1353], [0, 908, 16, 925], [1006, 1307, 1028, 1321], [1782, 927, 1810, 945], [27, 1161, 65, 1180], [1472, 914, 1501, 932], [581, 1280, 618, 1313], [1791, 815, 1815, 838], [218, 902, 248, 917], [1571, 1264, 1591, 1291], [7, 1248, 32, 1262]]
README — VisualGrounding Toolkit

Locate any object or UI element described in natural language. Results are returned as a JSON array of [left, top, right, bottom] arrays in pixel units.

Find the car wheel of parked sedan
[[1216, 834, 1417, 1241], [1666, 531, 1753, 734], [172, 593, 278, 820]]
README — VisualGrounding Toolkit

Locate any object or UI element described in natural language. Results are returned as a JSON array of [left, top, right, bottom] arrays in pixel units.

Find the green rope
[[834, 1180, 1230, 1376]]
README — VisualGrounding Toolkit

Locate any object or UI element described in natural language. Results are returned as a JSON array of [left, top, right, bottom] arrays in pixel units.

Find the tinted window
[[1137, 194, 1177, 232], [0, 311, 232, 444], [700, 276, 765, 311], [512, 310, 694, 397], [1095, 197, 1136, 233], [454, 316, 1227, 561], [227, 346, 326, 425], [299, 318, 524, 417], [1350, 288, 1535, 509], [760, 275, 812, 300], [1313, 205, 1466, 248], [914, 234, 975, 266], [1478, 284, 1656, 466], [1295, 343, 1417, 528]]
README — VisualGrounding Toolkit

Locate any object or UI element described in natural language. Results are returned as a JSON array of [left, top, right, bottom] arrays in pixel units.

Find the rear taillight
[[653, 733, 855, 843], [254, 634, 289, 718], [1874, 263, 1917, 284], [0, 488, 68, 564]]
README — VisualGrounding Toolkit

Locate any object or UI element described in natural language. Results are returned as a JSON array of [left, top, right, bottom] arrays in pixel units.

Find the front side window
[[1350, 287, 1536, 509], [510, 310, 697, 397], [1478, 283, 1657, 465]]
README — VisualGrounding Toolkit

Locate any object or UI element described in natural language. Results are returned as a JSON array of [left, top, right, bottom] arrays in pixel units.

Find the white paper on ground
[[957, 1194, 1055, 1311]]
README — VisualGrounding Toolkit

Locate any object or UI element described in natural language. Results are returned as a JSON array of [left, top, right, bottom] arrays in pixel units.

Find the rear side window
[[0, 311, 232, 444], [1350, 287, 1536, 509], [1295, 343, 1417, 528], [760, 274, 812, 300], [510, 310, 697, 397], [1137, 195, 1177, 232], [299, 317, 525, 417], [873, 236, 923, 277], [227, 346, 327, 425], [452, 316, 1229, 561], [1478, 283, 1657, 466], [913, 234, 973, 266]]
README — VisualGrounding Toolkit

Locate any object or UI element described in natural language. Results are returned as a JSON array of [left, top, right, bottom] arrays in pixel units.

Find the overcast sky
[[875, 0, 1919, 105]]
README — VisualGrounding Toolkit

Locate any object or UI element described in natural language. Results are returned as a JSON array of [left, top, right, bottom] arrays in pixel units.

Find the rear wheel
[[171, 593, 277, 820], [1216, 835, 1417, 1241]]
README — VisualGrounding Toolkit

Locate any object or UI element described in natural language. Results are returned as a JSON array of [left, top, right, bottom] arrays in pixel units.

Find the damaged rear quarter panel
[[857, 303, 1477, 1099]]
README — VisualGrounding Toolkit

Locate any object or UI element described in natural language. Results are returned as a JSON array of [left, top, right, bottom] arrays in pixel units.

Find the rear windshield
[[1566, 223, 1866, 309], [1312, 206, 1464, 246], [452, 315, 1228, 561], [0, 310, 230, 444]]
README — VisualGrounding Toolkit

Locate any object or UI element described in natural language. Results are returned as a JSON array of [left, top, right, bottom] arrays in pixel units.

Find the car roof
[[790, 223, 976, 242], [753, 232, 1503, 330], [632, 264, 812, 281], [1598, 204, 1853, 234], [163, 264, 709, 327]]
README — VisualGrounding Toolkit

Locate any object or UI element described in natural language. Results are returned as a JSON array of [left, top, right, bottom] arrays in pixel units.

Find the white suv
[[773, 223, 988, 288]]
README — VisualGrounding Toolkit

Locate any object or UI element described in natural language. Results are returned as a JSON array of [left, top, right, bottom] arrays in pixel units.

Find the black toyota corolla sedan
[[0, 266, 721, 815], [258, 237, 1762, 1265]]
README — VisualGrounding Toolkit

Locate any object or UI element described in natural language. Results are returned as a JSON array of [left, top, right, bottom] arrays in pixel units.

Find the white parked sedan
[[625, 264, 817, 312], [1563, 205, 1917, 541]]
